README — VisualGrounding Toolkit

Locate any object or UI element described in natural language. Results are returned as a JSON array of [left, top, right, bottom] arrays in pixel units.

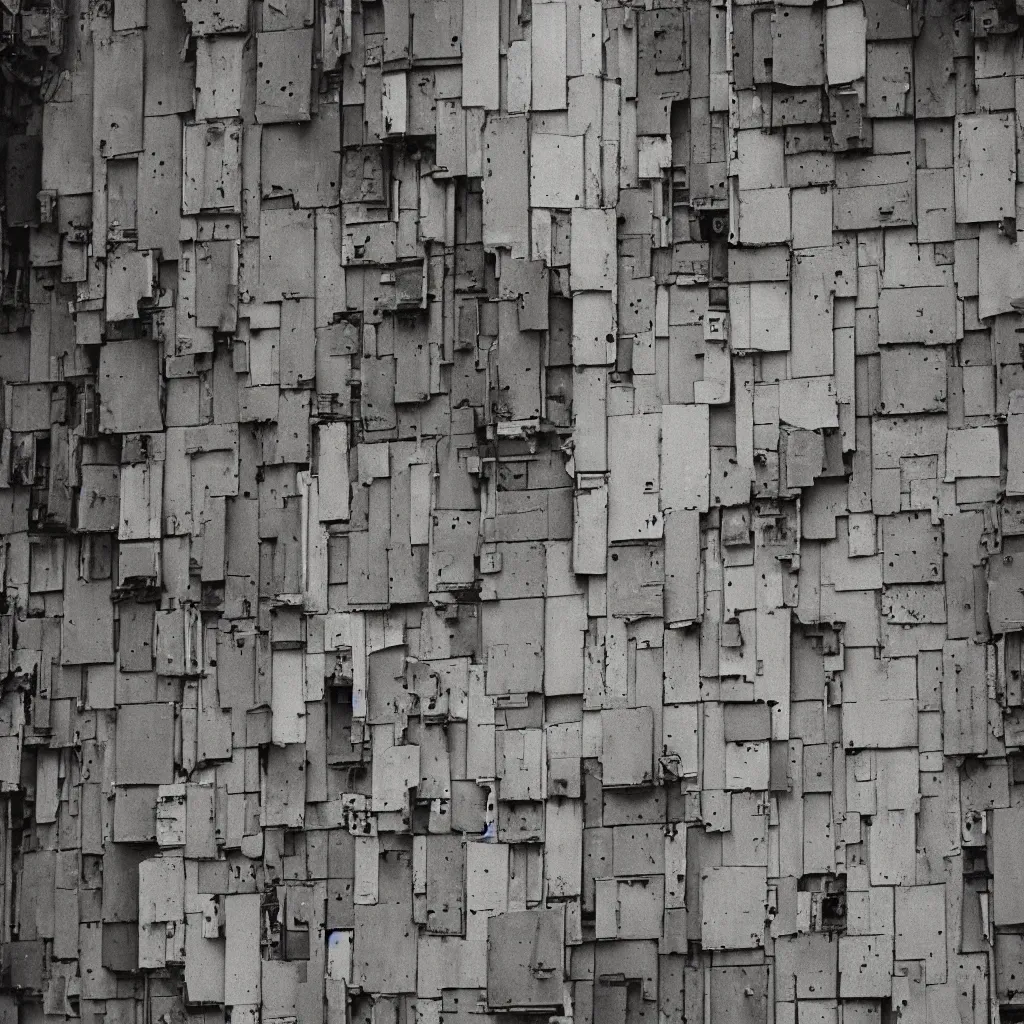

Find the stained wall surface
[[2, 0, 1024, 1021]]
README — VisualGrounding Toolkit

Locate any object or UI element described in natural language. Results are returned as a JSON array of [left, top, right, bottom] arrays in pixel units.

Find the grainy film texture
[[1, 0, 1024, 1021]]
